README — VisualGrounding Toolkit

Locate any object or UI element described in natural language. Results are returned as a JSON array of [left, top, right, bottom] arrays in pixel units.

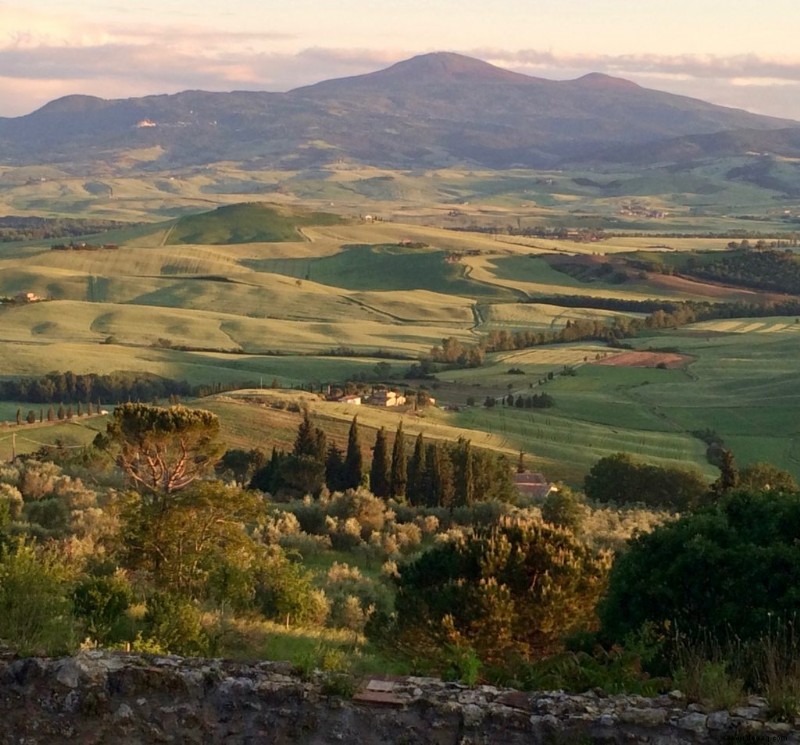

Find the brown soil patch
[[594, 351, 693, 369]]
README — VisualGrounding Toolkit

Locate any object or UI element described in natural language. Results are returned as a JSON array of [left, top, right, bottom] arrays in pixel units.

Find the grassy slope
[[246, 243, 516, 299], [166, 202, 345, 245], [2, 171, 800, 483]]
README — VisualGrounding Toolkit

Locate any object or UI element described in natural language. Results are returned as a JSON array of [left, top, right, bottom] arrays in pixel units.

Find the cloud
[[479, 48, 800, 85]]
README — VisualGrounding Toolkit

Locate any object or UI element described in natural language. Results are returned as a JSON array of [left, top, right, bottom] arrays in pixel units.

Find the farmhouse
[[513, 471, 555, 500], [369, 389, 406, 407], [338, 394, 362, 405], [14, 291, 40, 303]]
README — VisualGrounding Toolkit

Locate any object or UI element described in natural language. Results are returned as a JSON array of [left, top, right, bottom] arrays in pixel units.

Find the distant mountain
[[589, 126, 800, 165], [0, 52, 797, 171]]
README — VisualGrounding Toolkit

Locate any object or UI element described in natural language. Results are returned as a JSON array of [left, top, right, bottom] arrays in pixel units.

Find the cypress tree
[[47, 406, 54, 422], [314, 428, 327, 463], [407, 432, 426, 506], [250, 447, 283, 492], [407, 432, 427, 505], [421, 443, 438, 507], [453, 439, 475, 507], [711, 449, 739, 498], [293, 410, 317, 458], [370, 427, 391, 498], [342, 416, 363, 490], [427, 443, 455, 509], [390, 421, 407, 499], [325, 443, 345, 492]]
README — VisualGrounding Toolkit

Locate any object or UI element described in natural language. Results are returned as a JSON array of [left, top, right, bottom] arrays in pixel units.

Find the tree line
[[0, 371, 192, 405], [0, 216, 131, 243], [682, 248, 800, 295], [5, 400, 800, 708], [240, 413, 517, 507], [428, 294, 800, 369]]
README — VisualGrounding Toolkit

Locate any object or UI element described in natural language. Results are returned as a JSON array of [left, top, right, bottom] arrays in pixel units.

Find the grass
[[215, 615, 409, 677], [0, 299, 475, 358], [3, 169, 800, 486], [245, 243, 516, 299], [167, 203, 345, 245], [447, 326, 800, 482], [0, 416, 106, 460]]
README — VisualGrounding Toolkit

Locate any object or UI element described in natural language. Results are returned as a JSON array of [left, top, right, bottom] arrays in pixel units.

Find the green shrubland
[[0, 401, 798, 713]]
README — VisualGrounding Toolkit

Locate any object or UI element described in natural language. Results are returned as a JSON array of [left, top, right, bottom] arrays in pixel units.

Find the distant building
[[513, 472, 555, 500], [15, 291, 39, 303], [338, 394, 362, 405], [136, 119, 157, 128], [370, 389, 406, 407]]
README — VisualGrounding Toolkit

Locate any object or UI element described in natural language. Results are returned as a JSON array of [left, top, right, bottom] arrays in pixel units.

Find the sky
[[2, 0, 800, 120]]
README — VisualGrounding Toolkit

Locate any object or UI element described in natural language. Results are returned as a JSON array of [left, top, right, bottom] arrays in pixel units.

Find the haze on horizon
[[3, 0, 800, 121]]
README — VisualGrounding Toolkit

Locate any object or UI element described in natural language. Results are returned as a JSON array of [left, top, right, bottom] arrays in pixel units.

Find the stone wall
[[1, 651, 798, 744]]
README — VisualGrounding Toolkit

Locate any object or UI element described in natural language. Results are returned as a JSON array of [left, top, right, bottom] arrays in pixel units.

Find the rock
[[706, 711, 731, 730], [619, 707, 668, 726], [461, 704, 485, 728], [114, 703, 134, 721], [765, 721, 792, 734], [1, 652, 798, 744], [677, 712, 707, 732]]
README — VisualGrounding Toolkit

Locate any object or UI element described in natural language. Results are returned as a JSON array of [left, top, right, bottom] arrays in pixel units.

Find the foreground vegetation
[[2, 400, 800, 719]]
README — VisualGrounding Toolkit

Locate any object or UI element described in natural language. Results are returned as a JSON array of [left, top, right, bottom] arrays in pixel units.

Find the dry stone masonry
[[0, 651, 798, 744]]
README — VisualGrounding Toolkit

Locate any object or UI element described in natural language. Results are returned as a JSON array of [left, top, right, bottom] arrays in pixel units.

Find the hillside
[[166, 203, 346, 245], [0, 52, 796, 171]]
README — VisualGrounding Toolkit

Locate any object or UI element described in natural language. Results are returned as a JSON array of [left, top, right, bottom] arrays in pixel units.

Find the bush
[[143, 592, 210, 656], [541, 488, 587, 534], [600, 489, 800, 645], [392, 515, 610, 666], [585, 453, 709, 511], [72, 572, 133, 645], [254, 550, 329, 627], [326, 489, 386, 539], [0, 541, 76, 655]]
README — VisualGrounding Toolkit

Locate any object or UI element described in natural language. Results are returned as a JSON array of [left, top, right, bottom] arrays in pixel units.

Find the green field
[[3, 167, 800, 485], [166, 203, 346, 245], [0, 417, 106, 461], [443, 327, 800, 483], [246, 243, 516, 299]]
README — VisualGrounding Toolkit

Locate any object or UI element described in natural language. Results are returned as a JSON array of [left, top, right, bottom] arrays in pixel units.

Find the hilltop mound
[[166, 203, 345, 245]]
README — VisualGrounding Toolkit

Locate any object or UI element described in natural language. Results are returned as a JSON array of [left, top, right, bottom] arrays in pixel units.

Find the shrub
[[600, 490, 800, 645], [0, 541, 76, 655], [254, 550, 329, 627], [326, 489, 386, 538], [393, 515, 610, 666], [541, 487, 587, 534], [143, 591, 210, 656], [72, 572, 134, 645]]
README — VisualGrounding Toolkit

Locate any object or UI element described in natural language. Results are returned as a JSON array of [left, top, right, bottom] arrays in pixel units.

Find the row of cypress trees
[[251, 410, 516, 507]]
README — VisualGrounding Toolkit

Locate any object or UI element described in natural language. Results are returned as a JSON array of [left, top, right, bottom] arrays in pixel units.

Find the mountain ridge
[[1, 52, 797, 171]]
